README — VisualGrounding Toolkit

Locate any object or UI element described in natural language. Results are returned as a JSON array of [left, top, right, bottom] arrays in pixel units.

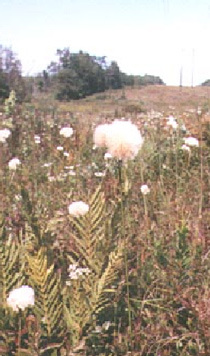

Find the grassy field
[[1, 85, 210, 356]]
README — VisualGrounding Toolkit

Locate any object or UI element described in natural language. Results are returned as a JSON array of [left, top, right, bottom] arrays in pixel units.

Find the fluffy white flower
[[68, 201, 89, 217], [7, 285, 35, 312], [93, 124, 111, 148], [105, 120, 143, 161], [140, 184, 150, 195], [0, 128, 11, 143], [184, 137, 199, 147], [59, 127, 73, 138], [8, 158, 21, 170]]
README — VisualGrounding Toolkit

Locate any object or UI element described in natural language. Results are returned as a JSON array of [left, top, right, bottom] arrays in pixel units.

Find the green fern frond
[[92, 241, 124, 314], [64, 186, 124, 347], [0, 223, 23, 306], [26, 248, 65, 337], [65, 243, 124, 346], [69, 185, 107, 274]]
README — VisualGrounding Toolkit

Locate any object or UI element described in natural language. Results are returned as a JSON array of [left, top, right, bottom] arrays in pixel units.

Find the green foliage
[[64, 186, 124, 349], [1, 92, 210, 355], [0, 221, 24, 307], [0, 45, 26, 102], [26, 247, 65, 338]]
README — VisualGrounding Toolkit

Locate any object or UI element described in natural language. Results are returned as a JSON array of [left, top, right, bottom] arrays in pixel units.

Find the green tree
[[54, 49, 106, 100], [105, 61, 122, 89], [0, 45, 26, 101]]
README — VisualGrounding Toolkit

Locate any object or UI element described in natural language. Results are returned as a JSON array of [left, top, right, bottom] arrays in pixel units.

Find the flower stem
[[118, 161, 132, 344], [17, 312, 21, 356]]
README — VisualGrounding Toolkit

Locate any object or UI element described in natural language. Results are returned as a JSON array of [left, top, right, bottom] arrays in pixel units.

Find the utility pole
[[191, 48, 195, 87], [180, 48, 184, 87]]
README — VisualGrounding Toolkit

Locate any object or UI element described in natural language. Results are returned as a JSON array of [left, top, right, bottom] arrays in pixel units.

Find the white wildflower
[[48, 176, 56, 182], [183, 137, 199, 147], [15, 194, 22, 201], [105, 120, 143, 161], [8, 158, 21, 170], [59, 127, 73, 138], [103, 321, 111, 330], [42, 162, 52, 168], [68, 264, 90, 280], [0, 128, 11, 143], [64, 165, 74, 170], [104, 152, 112, 160], [7, 285, 35, 312], [94, 172, 105, 177], [197, 107, 202, 115], [57, 146, 64, 151], [181, 144, 191, 152], [68, 170, 76, 176], [95, 326, 102, 333], [63, 151, 69, 157], [68, 201, 89, 217], [140, 184, 150, 195], [166, 116, 178, 130], [34, 135, 41, 144], [180, 124, 187, 133]]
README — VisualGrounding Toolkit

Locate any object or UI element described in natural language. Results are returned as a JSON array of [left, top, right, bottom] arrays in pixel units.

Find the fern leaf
[[26, 248, 65, 337]]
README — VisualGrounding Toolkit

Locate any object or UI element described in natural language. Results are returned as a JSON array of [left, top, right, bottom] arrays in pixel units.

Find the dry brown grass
[[49, 85, 210, 119]]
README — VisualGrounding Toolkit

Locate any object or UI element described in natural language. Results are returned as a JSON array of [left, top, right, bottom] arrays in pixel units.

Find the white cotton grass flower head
[[183, 137, 199, 147], [59, 126, 73, 138], [105, 120, 143, 161], [93, 123, 111, 148], [166, 115, 178, 130], [68, 201, 89, 217], [140, 184, 150, 195], [7, 285, 35, 312], [0, 128, 11, 143], [8, 157, 21, 170]]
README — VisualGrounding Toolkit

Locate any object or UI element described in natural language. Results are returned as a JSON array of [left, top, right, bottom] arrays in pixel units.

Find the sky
[[1, 0, 210, 86]]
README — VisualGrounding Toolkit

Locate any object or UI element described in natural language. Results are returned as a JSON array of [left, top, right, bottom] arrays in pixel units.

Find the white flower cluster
[[68, 201, 89, 217], [34, 135, 41, 144], [183, 137, 199, 147], [166, 115, 178, 130], [7, 285, 35, 312], [8, 157, 21, 170], [68, 264, 90, 280], [59, 127, 73, 138], [93, 120, 143, 161], [0, 128, 11, 143]]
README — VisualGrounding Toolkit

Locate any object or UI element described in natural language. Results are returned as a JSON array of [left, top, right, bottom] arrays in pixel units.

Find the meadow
[[1, 85, 210, 356]]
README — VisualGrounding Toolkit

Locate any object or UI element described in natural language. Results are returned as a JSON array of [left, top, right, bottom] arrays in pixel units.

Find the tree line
[[0, 45, 165, 102]]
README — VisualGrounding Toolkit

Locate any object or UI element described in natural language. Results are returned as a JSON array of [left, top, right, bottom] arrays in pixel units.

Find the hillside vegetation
[[1, 85, 210, 356]]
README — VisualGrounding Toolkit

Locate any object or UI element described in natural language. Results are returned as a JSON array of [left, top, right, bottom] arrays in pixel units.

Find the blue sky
[[0, 0, 210, 85]]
